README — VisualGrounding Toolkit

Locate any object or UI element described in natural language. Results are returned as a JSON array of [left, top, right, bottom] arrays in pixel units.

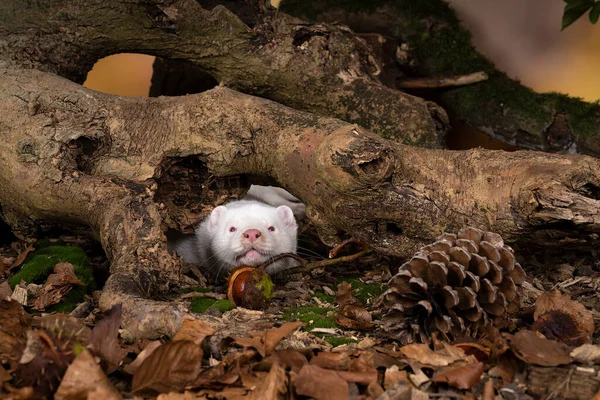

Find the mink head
[[207, 200, 297, 269]]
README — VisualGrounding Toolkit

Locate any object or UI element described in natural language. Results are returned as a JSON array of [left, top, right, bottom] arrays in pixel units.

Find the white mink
[[169, 200, 298, 277]]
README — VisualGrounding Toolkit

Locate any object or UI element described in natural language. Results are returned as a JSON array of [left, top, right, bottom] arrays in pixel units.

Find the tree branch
[[280, 0, 600, 157], [0, 0, 448, 148]]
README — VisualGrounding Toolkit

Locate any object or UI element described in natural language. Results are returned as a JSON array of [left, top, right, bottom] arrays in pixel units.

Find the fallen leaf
[[336, 304, 374, 330], [123, 340, 162, 375], [533, 290, 594, 346], [0, 365, 10, 385], [570, 344, 600, 364], [310, 351, 351, 370], [39, 314, 91, 346], [245, 361, 288, 400], [400, 343, 468, 367], [506, 330, 573, 366], [0, 281, 12, 300], [431, 361, 485, 389], [54, 348, 122, 400], [90, 304, 129, 374], [488, 352, 521, 384], [173, 318, 215, 344], [8, 245, 35, 273], [384, 365, 410, 389], [0, 299, 32, 357], [30, 262, 84, 311], [234, 321, 303, 357], [295, 364, 349, 400], [337, 369, 378, 385], [270, 349, 308, 373], [132, 340, 203, 395], [335, 281, 361, 307]]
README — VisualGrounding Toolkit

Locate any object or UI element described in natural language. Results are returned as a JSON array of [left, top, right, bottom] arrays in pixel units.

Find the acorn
[[227, 266, 274, 309]]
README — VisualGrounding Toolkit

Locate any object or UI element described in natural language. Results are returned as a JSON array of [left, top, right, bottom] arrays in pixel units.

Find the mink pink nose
[[243, 229, 262, 242]]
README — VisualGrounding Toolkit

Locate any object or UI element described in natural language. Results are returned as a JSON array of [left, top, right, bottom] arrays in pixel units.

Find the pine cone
[[381, 227, 526, 344]]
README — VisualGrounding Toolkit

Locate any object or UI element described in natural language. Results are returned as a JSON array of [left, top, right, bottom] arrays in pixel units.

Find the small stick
[[256, 239, 372, 273], [398, 71, 488, 89]]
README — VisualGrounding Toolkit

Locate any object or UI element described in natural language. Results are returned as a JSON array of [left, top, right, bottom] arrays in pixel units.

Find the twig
[[256, 239, 372, 273], [398, 71, 488, 89]]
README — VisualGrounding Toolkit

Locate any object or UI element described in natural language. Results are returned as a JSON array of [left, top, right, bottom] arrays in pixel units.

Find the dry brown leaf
[[0, 364, 10, 385], [8, 245, 34, 273], [234, 321, 303, 357], [570, 344, 600, 364], [0, 281, 12, 300], [400, 343, 468, 367], [132, 340, 203, 395], [488, 352, 521, 384], [384, 365, 410, 389], [30, 262, 84, 311], [245, 361, 287, 400], [0, 299, 32, 357], [295, 364, 349, 400], [90, 304, 129, 374], [268, 349, 308, 373], [54, 348, 122, 400], [310, 351, 351, 370], [173, 318, 215, 344], [337, 369, 378, 385], [506, 330, 573, 366], [532, 290, 594, 346], [482, 379, 495, 400], [336, 304, 375, 330], [123, 340, 162, 375], [39, 314, 91, 346], [431, 361, 485, 389], [335, 281, 359, 307]]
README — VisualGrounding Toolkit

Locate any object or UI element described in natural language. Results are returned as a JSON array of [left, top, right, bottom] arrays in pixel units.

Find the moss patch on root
[[9, 245, 94, 312], [281, 0, 600, 146], [282, 306, 337, 329], [190, 297, 235, 313]]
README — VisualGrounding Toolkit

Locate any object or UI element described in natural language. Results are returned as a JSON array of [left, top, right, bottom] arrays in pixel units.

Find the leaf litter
[[2, 237, 600, 399]]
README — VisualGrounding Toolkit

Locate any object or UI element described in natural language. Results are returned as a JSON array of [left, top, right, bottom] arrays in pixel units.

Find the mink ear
[[277, 205, 297, 228], [208, 206, 227, 231]]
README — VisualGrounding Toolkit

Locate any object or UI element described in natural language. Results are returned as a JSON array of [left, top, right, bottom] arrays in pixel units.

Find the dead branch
[[0, 0, 448, 148], [281, 0, 600, 157], [398, 72, 488, 89]]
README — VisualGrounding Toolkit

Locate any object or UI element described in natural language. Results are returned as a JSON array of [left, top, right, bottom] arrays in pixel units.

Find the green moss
[[190, 297, 235, 313], [282, 0, 600, 143], [336, 277, 386, 304], [10, 245, 92, 287], [281, 306, 337, 329], [313, 290, 335, 304], [8, 245, 93, 313], [324, 336, 357, 347], [179, 287, 214, 294]]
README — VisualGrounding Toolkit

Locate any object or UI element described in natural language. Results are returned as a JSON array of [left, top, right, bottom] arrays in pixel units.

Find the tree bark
[[1, 66, 600, 336], [0, 0, 447, 148], [280, 0, 600, 157]]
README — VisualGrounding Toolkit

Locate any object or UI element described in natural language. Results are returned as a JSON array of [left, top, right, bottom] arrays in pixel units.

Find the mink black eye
[[268, 226, 275, 232], [229, 226, 237, 233]]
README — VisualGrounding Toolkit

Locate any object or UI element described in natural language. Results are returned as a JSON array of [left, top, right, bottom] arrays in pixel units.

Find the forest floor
[[1, 224, 600, 399]]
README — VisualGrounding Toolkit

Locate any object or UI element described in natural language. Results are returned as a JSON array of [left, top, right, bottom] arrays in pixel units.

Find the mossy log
[[280, 0, 600, 157], [1, 66, 600, 337]]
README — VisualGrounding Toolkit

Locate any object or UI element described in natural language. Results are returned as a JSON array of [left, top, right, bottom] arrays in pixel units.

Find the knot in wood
[[331, 134, 394, 187]]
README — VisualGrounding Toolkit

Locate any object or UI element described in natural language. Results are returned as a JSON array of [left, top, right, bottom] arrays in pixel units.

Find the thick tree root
[[1, 67, 599, 338]]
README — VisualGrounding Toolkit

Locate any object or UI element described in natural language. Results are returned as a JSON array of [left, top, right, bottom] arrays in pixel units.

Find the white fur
[[245, 185, 305, 219], [171, 199, 298, 277]]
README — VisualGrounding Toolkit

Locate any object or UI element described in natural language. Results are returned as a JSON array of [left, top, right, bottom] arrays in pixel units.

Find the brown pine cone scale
[[381, 227, 526, 344]]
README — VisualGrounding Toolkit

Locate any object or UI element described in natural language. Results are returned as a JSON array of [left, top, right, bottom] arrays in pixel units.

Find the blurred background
[[83, 0, 600, 101]]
